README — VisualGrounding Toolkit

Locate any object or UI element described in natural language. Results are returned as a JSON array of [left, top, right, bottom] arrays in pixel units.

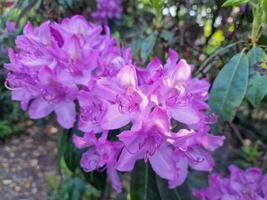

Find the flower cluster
[[92, 0, 122, 24], [5, 15, 130, 129], [193, 165, 267, 200], [5, 15, 225, 192]]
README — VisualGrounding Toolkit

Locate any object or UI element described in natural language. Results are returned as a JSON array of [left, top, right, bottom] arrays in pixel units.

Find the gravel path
[[0, 121, 59, 200]]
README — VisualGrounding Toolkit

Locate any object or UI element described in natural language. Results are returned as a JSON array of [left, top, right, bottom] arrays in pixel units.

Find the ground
[[0, 121, 59, 200]]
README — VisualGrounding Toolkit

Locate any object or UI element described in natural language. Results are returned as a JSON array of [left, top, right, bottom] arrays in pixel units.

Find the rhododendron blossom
[[193, 165, 267, 200], [5, 15, 130, 129], [5, 15, 225, 192], [92, 0, 122, 24]]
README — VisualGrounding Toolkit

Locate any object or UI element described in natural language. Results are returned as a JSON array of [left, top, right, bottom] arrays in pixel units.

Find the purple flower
[[92, 0, 123, 24], [116, 106, 224, 188], [193, 165, 267, 200], [5, 15, 131, 128], [87, 64, 148, 130], [73, 131, 123, 192], [6, 21, 16, 33], [5, 15, 225, 192]]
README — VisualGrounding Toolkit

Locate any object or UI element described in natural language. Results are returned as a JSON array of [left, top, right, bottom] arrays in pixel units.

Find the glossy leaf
[[209, 53, 249, 122], [246, 47, 267, 107], [82, 170, 107, 192], [155, 176, 194, 200], [57, 129, 82, 173], [130, 161, 193, 200], [130, 161, 161, 200], [222, 0, 249, 7]]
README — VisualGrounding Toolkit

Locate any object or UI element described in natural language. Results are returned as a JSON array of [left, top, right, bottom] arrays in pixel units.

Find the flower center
[[116, 89, 142, 114], [139, 129, 163, 161], [80, 102, 104, 124]]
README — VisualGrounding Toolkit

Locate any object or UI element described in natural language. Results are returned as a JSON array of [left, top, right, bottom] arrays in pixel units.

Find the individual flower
[[116, 107, 224, 188], [137, 49, 211, 128], [193, 165, 267, 200], [87, 64, 148, 131], [6, 20, 16, 34], [92, 0, 123, 24], [72, 131, 123, 192]]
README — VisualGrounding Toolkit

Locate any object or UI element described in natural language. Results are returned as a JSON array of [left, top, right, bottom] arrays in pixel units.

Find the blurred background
[[0, 0, 267, 199]]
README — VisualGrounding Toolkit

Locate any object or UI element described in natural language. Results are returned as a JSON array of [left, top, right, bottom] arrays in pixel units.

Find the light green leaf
[[222, 0, 249, 7], [246, 47, 267, 107], [262, 0, 267, 28], [150, 0, 164, 11], [209, 53, 249, 122], [141, 32, 157, 62]]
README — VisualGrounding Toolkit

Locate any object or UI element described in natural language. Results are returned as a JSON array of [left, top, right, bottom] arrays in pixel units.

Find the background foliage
[[0, 0, 267, 199]]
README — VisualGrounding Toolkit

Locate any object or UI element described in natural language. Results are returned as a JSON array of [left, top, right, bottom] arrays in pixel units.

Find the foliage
[[0, 0, 267, 199]]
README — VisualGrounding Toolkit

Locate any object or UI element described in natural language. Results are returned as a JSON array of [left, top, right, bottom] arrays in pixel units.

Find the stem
[[248, 1, 257, 8], [251, 1, 262, 44]]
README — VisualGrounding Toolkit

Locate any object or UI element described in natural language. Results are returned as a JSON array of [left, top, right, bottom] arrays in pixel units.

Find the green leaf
[[160, 30, 175, 44], [150, 0, 164, 11], [141, 32, 157, 62], [130, 161, 161, 200], [262, 0, 267, 28], [222, 0, 249, 7], [209, 53, 249, 122], [58, 129, 80, 173], [155, 176, 194, 200], [82, 170, 107, 192], [70, 178, 86, 200], [0, 121, 12, 139], [246, 47, 267, 107], [247, 46, 266, 66]]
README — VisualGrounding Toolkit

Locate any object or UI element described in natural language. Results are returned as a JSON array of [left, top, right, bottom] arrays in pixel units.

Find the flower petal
[[199, 134, 225, 151], [107, 164, 122, 193], [117, 64, 137, 88], [169, 105, 200, 125], [55, 101, 76, 129], [149, 145, 175, 180], [116, 148, 142, 171], [102, 104, 131, 130], [72, 134, 91, 149], [187, 146, 214, 171], [172, 59, 191, 83], [29, 97, 53, 119]]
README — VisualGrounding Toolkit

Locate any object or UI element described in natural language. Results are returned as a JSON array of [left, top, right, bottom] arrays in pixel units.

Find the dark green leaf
[[82, 170, 107, 192], [155, 176, 194, 200], [130, 161, 161, 200], [246, 47, 267, 107], [0, 120, 13, 139], [209, 53, 249, 122], [160, 30, 175, 44], [222, 0, 249, 7], [70, 178, 86, 200], [141, 32, 157, 62], [58, 129, 80, 173]]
